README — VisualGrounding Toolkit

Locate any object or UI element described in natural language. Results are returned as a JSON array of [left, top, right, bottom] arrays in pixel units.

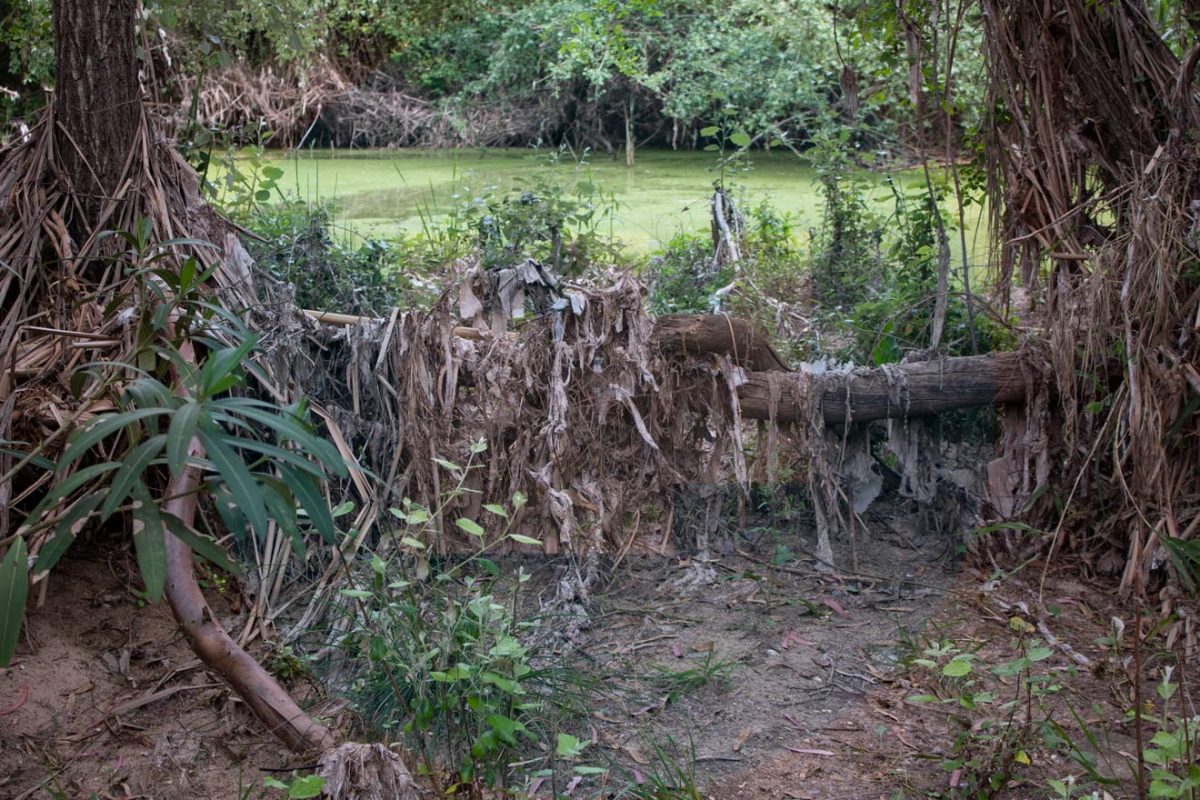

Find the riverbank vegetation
[[3, 0, 984, 156]]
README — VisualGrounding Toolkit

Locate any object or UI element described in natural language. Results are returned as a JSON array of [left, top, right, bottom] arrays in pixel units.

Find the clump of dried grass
[[162, 64, 562, 148], [328, 75, 561, 148], [163, 58, 352, 147]]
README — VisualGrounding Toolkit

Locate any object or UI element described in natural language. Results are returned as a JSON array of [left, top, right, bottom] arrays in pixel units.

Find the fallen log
[[650, 315, 1026, 421], [653, 314, 790, 372], [737, 352, 1026, 424], [304, 307, 1025, 423]]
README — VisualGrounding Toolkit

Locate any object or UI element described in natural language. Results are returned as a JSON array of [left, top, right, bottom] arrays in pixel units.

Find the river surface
[[261, 147, 985, 255]]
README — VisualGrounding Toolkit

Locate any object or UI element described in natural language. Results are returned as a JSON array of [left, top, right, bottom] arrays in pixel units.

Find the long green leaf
[[210, 402, 346, 476], [201, 337, 258, 397], [0, 443, 52, 470], [149, 343, 199, 386], [456, 518, 485, 538], [226, 438, 329, 479], [260, 480, 303, 557], [60, 407, 167, 467], [130, 484, 166, 603], [198, 426, 269, 540], [166, 401, 200, 478], [34, 492, 105, 573], [27, 461, 125, 522], [123, 379, 176, 433], [100, 434, 166, 523], [161, 513, 243, 576], [211, 485, 248, 542], [282, 465, 336, 544], [0, 536, 28, 666]]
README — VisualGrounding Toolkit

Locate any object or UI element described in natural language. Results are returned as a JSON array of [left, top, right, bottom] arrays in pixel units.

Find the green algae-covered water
[[262, 149, 930, 248], [259, 147, 987, 260]]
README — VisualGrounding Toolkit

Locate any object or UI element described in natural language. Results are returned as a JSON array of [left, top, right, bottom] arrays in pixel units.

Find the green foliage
[[808, 169, 884, 311], [1143, 716, 1200, 798], [0, 220, 347, 666], [149, 0, 327, 70], [266, 641, 313, 682], [847, 177, 971, 362], [904, 621, 1064, 799], [1045, 774, 1109, 800], [237, 152, 623, 315], [646, 232, 729, 315], [0, 0, 51, 121], [246, 772, 326, 799], [339, 449, 568, 789], [1131, 668, 1200, 800], [0, 536, 27, 666], [261, 774, 325, 798], [242, 198, 439, 314], [734, 197, 808, 307], [803, 159, 1007, 363], [1, 0, 989, 157], [440, 155, 621, 274], [201, 136, 289, 216], [650, 651, 736, 700], [616, 735, 703, 800]]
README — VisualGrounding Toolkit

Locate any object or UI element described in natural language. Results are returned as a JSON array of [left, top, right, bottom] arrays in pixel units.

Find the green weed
[[336, 443, 596, 793], [614, 735, 703, 800], [650, 651, 736, 701]]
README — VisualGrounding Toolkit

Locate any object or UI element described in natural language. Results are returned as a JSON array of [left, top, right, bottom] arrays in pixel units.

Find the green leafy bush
[[809, 170, 884, 310], [0, 220, 347, 666], [338, 447, 563, 790], [646, 231, 730, 315], [241, 198, 440, 314], [0, 0, 52, 122], [442, 160, 621, 275]]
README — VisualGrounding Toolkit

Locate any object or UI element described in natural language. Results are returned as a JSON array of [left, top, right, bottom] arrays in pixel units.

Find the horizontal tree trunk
[[651, 314, 1026, 422], [308, 309, 1027, 423], [737, 351, 1026, 423], [652, 314, 790, 371]]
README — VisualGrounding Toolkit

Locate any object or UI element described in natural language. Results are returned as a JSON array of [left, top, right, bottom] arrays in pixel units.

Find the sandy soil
[[0, 547, 295, 800]]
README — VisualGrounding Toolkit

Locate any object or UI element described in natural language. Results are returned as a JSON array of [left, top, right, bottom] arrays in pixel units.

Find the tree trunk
[[52, 0, 141, 219], [624, 98, 635, 168], [651, 315, 1025, 422], [47, 0, 338, 755], [653, 314, 789, 372], [736, 352, 1026, 424]]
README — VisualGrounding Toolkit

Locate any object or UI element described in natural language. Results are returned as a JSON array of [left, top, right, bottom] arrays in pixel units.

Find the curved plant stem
[[161, 434, 335, 753], [162, 339, 334, 753]]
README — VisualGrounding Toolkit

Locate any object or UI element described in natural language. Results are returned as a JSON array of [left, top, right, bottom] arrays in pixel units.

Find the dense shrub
[[242, 199, 439, 314], [646, 232, 730, 315], [1, 0, 986, 155]]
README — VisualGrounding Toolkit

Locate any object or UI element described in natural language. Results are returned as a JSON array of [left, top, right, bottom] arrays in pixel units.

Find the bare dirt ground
[[525, 494, 1145, 800], [0, 547, 295, 800], [572, 500, 958, 792], [0, 511, 1146, 800]]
